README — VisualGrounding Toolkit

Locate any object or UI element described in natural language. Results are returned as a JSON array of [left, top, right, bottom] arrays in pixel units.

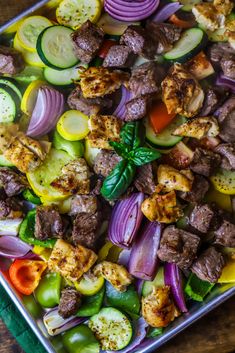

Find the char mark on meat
[[134, 163, 156, 195], [0, 167, 27, 197], [157, 226, 201, 269], [214, 219, 235, 247], [191, 246, 225, 283], [189, 204, 216, 234], [58, 287, 81, 319], [71, 20, 104, 64], [35, 206, 67, 241]]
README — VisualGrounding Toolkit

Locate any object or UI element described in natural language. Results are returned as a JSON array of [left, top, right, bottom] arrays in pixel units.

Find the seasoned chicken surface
[[142, 286, 179, 328], [141, 187, 183, 223], [162, 64, 204, 118], [51, 158, 90, 195], [80, 67, 129, 98], [192, 3, 225, 31], [213, 0, 234, 16], [157, 165, 194, 192], [4, 133, 50, 173], [48, 239, 97, 282], [173, 117, 219, 139], [94, 261, 133, 292], [88, 115, 122, 149], [0, 123, 19, 152]]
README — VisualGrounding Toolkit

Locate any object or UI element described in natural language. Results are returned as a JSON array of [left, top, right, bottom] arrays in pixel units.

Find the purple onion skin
[[164, 262, 188, 313], [215, 74, 235, 94], [151, 2, 183, 23], [108, 193, 144, 249], [0, 235, 32, 259], [129, 222, 162, 281]]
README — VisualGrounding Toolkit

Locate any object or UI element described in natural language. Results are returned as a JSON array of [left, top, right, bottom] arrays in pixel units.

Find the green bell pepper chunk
[[62, 324, 99, 353], [51, 336, 68, 353], [106, 282, 140, 316], [147, 327, 163, 338], [77, 286, 105, 317], [53, 130, 84, 159], [23, 189, 41, 205], [35, 272, 62, 308], [185, 273, 215, 302], [19, 210, 56, 248], [22, 295, 42, 319]]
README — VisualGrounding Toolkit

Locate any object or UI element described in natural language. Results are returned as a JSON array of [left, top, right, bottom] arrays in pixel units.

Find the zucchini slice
[[37, 26, 79, 70], [145, 115, 187, 148], [164, 28, 207, 63], [0, 77, 22, 100], [56, 0, 102, 30], [210, 169, 235, 195], [89, 307, 132, 351], [0, 84, 20, 123], [43, 64, 88, 86]]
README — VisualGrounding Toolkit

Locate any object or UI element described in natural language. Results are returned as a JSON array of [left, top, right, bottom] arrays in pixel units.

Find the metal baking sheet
[[0, 2, 235, 352]]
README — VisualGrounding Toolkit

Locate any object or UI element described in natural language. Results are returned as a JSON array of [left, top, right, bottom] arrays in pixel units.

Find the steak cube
[[35, 206, 66, 240], [191, 247, 225, 283], [58, 287, 81, 319], [72, 211, 101, 250], [190, 148, 221, 177], [178, 175, 210, 204], [71, 20, 104, 63], [125, 95, 154, 121], [103, 45, 135, 68], [157, 226, 201, 269], [189, 204, 215, 233], [214, 219, 235, 247], [0, 46, 24, 75]]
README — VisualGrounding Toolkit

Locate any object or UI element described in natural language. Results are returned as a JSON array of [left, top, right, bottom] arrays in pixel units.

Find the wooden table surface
[[0, 1, 235, 352]]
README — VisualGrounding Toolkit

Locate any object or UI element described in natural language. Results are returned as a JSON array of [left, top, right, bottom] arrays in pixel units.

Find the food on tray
[[0, 0, 235, 351]]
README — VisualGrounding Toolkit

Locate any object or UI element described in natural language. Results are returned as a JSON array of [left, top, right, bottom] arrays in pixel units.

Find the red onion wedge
[[109, 193, 144, 248], [0, 236, 32, 259], [104, 0, 160, 22], [107, 317, 148, 353], [164, 262, 188, 313], [43, 307, 87, 336], [129, 222, 162, 280], [151, 2, 183, 23], [27, 86, 64, 138], [215, 73, 235, 94], [0, 219, 23, 236], [113, 86, 132, 120]]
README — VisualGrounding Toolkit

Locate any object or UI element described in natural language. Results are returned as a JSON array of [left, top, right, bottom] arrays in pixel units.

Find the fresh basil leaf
[[109, 141, 131, 159], [120, 121, 145, 149], [129, 147, 161, 166], [101, 159, 136, 200]]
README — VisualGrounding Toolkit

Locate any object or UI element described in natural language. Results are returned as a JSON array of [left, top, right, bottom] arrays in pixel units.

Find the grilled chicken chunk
[[173, 117, 219, 139], [88, 115, 122, 149], [142, 286, 179, 328], [157, 165, 194, 192], [94, 261, 132, 292], [51, 159, 90, 195], [80, 67, 129, 98], [162, 64, 204, 118], [48, 239, 97, 282], [192, 3, 226, 31]]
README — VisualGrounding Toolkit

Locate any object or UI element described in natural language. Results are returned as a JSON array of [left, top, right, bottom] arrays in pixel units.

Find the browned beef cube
[[69, 195, 98, 216], [189, 204, 215, 233], [191, 247, 225, 283], [125, 95, 154, 121], [94, 150, 121, 177], [58, 287, 81, 319], [35, 206, 66, 240], [103, 45, 135, 68], [200, 88, 228, 116], [178, 175, 210, 204], [71, 20, 104, 63], [120, 26, 156, 59], [0, 46, 24, 75], [221, 56, 235, 79], [190, 148, 221, 177], [128, 62, 166, 98], [0, 198, 23, 219], [146, 22, 182, 54], [67, 86, 112, 116], [72, 211, 101, 249], [0, 168, 27, 197], [157, 226, 201, 269], [134, 163, 156, 195], [216, 95, 235, 143], [214, 220, 235, 247], [215, 143, 235, 170]]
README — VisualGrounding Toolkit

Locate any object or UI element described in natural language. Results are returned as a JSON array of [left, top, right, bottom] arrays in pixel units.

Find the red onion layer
[[27, 86, 64, 138], [151, 2, 183, 23], [129, 221, 162, 280], [0, 235, 32, 259], [113, 86, 132, 120], [164, 262, 188, 313], [215, 73, 235, 94], [104, 0, 160, 22], [109, 193, 144, 249]]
